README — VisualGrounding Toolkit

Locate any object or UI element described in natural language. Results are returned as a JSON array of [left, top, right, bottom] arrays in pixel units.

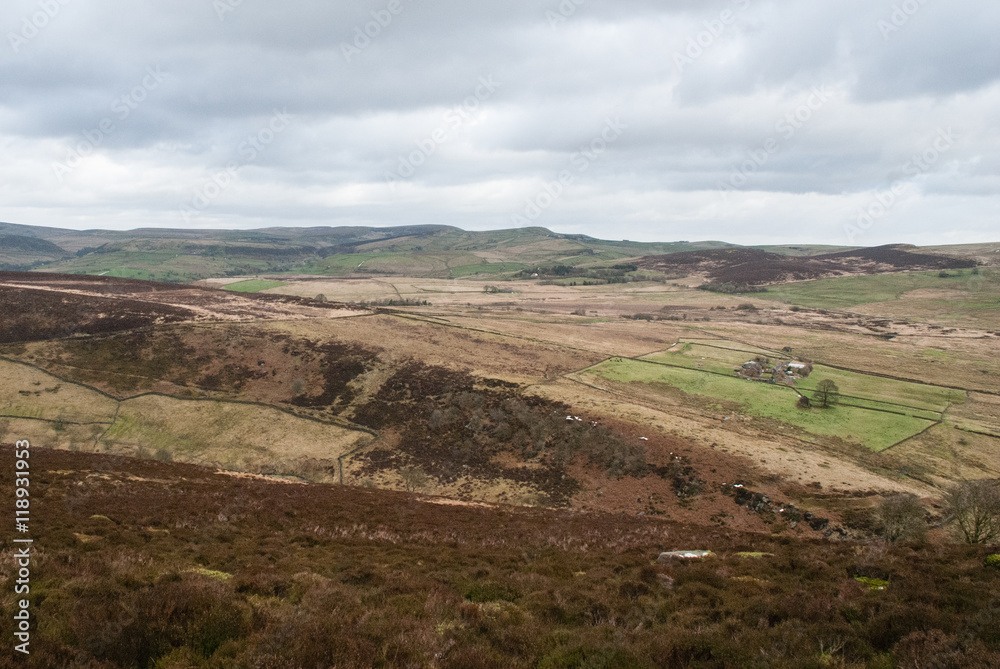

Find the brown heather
[[2, 446, 999, 669]]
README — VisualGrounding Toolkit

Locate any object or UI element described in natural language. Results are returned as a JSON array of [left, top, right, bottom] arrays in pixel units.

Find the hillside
[[636, 245, 978, 290], [0, 222, 734, 282], [3, 445, 998, 669], [1, 222, 995, 285], [0, 234, 71, 269], [1, 243, 999, 667]]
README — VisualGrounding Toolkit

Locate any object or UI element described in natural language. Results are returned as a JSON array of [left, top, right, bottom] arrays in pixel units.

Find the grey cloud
[[0, 0, 997, 243]]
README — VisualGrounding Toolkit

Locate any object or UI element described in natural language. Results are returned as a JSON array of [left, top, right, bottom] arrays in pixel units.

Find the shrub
[[945, 479, 1000, 544], [465, 580, 520, 603], [400, 465, 432, 492], [986, 554, 1000, 569], [874, 493, 926, 543]]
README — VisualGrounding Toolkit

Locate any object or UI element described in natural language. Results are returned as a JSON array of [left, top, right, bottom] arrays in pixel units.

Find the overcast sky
[[1, 0, 997, 245]]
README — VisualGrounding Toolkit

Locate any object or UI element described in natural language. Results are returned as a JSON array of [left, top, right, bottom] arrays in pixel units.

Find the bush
[[465, 580, 520, 603], [986, 554, 1000, 569], [874, 493, 926, 543], [945, 479, 1000, 544], [400, 465, 431, 492]]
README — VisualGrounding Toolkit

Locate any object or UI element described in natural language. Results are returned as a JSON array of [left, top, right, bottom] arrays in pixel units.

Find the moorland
[[1, 223, 999, 668]]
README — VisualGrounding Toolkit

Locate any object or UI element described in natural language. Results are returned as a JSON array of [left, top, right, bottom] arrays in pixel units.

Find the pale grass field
[[0, 358, 369, 481], [0, 359, 118, 423], [99, 395, 370, 477]]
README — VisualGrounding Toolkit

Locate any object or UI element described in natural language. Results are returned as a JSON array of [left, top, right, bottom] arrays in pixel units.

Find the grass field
[[0, 358, 369, 481], [448, 261, 528, 277], [0, 359, 118, 423], [642, 341, 963, 416], [99, 395, 368, 478], [46, 251, 272, 283], [223, 279, 288, 293], [582, 355, 940, 451], [755, 269, 999, 311]]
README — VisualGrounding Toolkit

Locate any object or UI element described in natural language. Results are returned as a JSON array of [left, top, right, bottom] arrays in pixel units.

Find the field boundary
[[880, 419, 944, 452], [571, 342, 947, 452], [613, 354, 943, 421], [381, 310, 604, 356], [0, 414, 113, 427], [684, 330, 999, 397], [0, 355, 380, 442], [640, 345, 950, 417]]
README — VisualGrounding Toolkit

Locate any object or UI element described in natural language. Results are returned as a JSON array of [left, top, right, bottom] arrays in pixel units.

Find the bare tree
[[813, 379, 840, 408], [874, 493, 926, 543], [945, 479, 1000, 544]]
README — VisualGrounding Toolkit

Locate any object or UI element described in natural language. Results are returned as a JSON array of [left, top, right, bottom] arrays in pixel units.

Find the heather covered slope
[[636, 245, 978, 287], [2, 446, 998, 669]]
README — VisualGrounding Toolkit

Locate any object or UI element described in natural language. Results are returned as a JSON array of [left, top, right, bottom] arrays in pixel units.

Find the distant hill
[[0, 221, 993, 283], [0, 233, 71, 270], [0, 222, 734, 282]]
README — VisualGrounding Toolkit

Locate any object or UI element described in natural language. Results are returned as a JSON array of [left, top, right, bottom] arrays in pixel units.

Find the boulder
[[657, 550, 715, 564]]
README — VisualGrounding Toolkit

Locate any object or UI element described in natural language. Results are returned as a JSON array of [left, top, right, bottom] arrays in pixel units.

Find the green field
[[448, 261, 528, 277], [642, 341, 963, 416], [223, 279, 288, 293], [754, 269, 999, 311], [584, 349, 946, 451]]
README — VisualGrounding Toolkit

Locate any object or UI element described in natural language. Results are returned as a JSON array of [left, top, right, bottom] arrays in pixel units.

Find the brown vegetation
[[637, 245, 977, 287], [2, 446, 999, 669]]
